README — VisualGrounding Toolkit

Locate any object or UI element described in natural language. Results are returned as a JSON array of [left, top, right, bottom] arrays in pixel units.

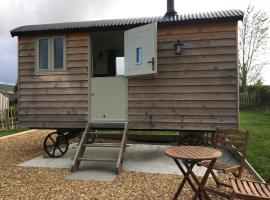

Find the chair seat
[[231, 178, 270, 200], [198, 160, 239, 173]]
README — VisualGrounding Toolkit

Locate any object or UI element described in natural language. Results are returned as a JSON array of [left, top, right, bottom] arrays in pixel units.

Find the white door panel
[[90, 77, 127, 122], [124, 23, 157, 76]]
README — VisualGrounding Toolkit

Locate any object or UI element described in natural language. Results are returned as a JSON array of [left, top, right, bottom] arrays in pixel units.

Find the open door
[[90, 32, 127, 122], [124, 23, 157, 76]]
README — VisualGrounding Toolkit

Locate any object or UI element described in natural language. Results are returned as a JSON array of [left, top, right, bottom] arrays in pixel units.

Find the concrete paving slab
[[19, 143, 239, 182], [123, 144, 208, 176], [65, 162, 117, 182], [19, 144, 76, 169]]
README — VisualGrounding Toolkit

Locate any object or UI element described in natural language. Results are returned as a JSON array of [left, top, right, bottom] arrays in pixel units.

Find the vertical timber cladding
[[128, 21, 238, 130], [18, 33, 89, 128]]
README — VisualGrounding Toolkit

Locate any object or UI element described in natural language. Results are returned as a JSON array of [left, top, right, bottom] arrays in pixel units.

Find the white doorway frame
[[88, 33, 128, 123]]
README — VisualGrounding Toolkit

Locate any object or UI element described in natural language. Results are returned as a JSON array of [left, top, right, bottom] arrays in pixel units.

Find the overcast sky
[[0, 0, 269, 85]]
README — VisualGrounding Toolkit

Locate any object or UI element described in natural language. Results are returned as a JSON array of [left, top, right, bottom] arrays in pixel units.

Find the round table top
[[165, 146, 222, 160]]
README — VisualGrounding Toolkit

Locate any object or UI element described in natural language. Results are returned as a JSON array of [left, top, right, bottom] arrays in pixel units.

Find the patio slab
[[19, 143, 239, 182]]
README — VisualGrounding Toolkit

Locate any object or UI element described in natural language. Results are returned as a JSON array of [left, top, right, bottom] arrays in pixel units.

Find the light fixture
[[174, 40, 184, 55]]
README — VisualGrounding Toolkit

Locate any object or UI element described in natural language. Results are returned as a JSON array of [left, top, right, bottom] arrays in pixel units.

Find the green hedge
[[247, 85, 270, 106]]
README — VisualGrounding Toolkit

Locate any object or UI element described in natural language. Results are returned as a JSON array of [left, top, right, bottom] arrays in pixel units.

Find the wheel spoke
[[52, 145, 57, 156], [56, 146, 64, 154], [48, 135, 56, 145]]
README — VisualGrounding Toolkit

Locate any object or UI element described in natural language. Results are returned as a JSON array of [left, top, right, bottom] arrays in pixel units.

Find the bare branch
[[238, 4, 269, 91]]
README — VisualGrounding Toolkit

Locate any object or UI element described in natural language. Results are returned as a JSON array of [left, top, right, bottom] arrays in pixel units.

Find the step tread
[[88, 131, 123, 134], [78, 157, 117, 162], [82, 143, 121, 147]]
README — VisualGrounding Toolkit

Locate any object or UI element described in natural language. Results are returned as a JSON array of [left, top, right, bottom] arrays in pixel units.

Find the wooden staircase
[[71, 122, 128, 174]]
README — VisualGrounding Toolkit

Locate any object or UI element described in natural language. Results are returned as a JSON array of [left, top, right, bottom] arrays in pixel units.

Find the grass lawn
[[0, 128, 29, 137], [240, 108, 270, 180]]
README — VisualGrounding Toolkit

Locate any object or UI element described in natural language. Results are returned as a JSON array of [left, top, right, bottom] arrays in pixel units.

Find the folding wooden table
[[165, 146, 222, 200]]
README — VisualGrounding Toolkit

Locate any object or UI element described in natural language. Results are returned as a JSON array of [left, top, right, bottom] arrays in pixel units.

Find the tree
[[239, 5, 269, 92], [255, 79, 264, 86], [13, 82, 18, 93]]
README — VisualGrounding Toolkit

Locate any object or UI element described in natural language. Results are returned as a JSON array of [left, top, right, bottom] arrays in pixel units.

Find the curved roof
[[10, 9, 243, 37]]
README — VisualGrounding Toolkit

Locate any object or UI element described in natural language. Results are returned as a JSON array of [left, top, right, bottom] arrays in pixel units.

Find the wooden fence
[[240, 92, 261, 108], [0, 93, 9, 113], [0, 107, 18, 130]]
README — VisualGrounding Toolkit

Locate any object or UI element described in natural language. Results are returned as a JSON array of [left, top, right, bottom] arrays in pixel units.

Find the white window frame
[[36, 36, 66, 72]]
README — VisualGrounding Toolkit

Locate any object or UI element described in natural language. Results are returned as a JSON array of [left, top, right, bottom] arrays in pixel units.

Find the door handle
[[147, 57, 155, 71]]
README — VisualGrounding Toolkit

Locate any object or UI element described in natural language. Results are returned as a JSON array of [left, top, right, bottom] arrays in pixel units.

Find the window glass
[[54, 38, 64, 69], [39, 39, 49, 69], [136, 47, 142, 64]]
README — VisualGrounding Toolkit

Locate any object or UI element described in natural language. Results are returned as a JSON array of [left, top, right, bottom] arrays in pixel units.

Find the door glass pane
[[54, 38, 64, 69], [39, 39, 49, 69]]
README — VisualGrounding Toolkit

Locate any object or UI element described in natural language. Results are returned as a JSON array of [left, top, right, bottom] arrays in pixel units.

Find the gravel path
[[0, 130, 258, 200]]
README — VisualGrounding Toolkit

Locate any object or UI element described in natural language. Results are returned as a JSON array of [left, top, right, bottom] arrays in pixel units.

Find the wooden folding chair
[[230, 176, 270, 199], [198, 129, 249, 195]]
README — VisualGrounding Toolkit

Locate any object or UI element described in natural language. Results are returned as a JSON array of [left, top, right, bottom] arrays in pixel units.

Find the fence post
[[11, 107, 14, 130], [5, 109, 8, 130], [240, 92, 261, 108], [0, 111, 4, 129]]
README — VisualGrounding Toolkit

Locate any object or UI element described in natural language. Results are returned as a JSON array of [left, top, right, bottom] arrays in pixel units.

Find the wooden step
[[82, 143, 121, 148], [71, 122, 128, 174], [78, 158, 117, 162]]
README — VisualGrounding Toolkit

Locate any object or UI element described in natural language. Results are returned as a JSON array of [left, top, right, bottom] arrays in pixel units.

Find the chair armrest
[[197, 160, 210, 167], [223, 165, 240, 174]]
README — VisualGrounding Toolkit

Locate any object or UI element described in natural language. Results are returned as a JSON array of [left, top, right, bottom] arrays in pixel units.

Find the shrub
[[247, 85, 270, 106]]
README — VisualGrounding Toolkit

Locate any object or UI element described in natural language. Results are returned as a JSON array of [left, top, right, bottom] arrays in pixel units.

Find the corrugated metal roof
[[10, 9, 243, 37]]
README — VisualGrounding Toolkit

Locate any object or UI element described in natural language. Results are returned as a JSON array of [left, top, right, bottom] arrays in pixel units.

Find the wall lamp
[[174, 40, 184, 55]]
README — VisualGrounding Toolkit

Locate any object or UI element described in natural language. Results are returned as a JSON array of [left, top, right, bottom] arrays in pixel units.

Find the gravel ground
[[0, 130, 258, 200]]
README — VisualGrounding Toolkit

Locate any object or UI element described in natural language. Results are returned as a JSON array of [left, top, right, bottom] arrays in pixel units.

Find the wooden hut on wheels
[[10, 0, 243, 173]]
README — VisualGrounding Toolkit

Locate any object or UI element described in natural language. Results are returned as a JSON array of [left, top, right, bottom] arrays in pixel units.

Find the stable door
[[90, 77, 127, 122], [90, 22, 157, 122]]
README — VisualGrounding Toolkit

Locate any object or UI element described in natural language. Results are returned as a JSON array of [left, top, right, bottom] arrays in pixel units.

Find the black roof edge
[[10, 10, 244, 37]]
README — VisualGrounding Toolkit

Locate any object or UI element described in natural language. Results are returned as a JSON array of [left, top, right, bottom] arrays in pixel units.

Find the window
[[54, 38, 64, 69], [39, 39, 49, 69], [136, 47, 142, 64], [36, 36, 66, 71]]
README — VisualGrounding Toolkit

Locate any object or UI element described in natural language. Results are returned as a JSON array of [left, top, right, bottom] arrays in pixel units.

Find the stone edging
[[0, 129, 36, 140], [245, 159, 265, 182]]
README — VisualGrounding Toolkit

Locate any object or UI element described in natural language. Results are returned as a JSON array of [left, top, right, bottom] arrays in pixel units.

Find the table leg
[[180, 161, 207, 200], [174, 159, 197, 192], [173, 159, 197, 200], [189, 159, 217, 200]]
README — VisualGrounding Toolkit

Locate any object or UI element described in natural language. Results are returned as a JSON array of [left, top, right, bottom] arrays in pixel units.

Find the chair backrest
[[266, 176, 270, 184], [213, 129, 249, 177]]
